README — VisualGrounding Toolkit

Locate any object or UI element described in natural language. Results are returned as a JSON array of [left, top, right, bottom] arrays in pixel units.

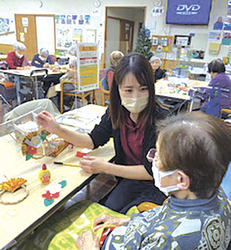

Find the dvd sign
[[176, 4, 201, 15], [166, 0, 212, 25]]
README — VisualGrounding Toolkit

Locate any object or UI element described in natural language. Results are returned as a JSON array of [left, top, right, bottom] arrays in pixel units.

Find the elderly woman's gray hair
[[149, 55, 162, 66], [39, 48, 49, 57], [13, 41, 26, 51]]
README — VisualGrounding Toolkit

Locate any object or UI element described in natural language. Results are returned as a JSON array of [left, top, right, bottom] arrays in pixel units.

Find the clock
[[154, 0, 162, 7], [94, 0, 101, 8]]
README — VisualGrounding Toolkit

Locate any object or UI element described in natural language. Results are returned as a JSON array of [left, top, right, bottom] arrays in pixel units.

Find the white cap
[[149, 56, 162, 66]]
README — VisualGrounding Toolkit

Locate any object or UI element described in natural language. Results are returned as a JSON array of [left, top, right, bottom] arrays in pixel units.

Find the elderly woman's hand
[[94, 214, 130, 231], [75, 230, 99, 250]]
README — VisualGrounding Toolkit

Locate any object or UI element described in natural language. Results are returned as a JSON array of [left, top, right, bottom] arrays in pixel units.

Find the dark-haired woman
[[36, 53, 169, 213]]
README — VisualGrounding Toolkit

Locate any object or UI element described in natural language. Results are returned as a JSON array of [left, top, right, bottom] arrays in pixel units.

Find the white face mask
[[121, 96, 148, 114], [15, 51, 23, 59], [39, 55, 47, 61], [152, 157, 180, 196]]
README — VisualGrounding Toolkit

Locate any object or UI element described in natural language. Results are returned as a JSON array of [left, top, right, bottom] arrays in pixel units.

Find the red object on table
[[75, 151, 87, 157]]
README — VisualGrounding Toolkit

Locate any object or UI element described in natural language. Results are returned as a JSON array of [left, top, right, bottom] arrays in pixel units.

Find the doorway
[[15, 14, 55, 61], [104, 7, 145, 68]]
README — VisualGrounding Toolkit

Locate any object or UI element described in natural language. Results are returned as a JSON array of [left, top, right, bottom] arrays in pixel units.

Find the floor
[[62, 173, 117, 210]]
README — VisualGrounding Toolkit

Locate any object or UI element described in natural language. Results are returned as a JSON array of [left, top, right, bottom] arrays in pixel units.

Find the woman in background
[[200, 59, 231, 115], [31, 48, 55, 68], [6, 41, 30, 70], [102, 51, 124, 90], [149, 55, 166, 83]]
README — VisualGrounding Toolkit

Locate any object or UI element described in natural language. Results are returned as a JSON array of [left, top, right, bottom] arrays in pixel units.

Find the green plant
[[134, 27, 153, 60]]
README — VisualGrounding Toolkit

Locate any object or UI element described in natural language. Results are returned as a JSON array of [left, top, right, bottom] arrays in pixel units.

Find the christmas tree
[[135, 27, 153, 60]]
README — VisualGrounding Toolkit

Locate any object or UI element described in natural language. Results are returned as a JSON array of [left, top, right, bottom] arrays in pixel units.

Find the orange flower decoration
[[0, 178, 27, 192], [27, 145, 37, 155], [21, 131, 46, 161]]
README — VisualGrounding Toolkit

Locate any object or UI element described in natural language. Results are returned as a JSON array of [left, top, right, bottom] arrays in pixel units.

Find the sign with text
[[166, 0, 212, 25], [77, 43, 99, 92]]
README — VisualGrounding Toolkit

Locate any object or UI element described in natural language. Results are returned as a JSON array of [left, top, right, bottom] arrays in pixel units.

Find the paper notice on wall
[[208, 31, 222, 42], [20, 32, 25, 42], [77, 43, 99, 92], [222, 31, 231, 45], [152, 7, 164, 16], [92, 9, 100, 16], [22, 17, 28, 27]]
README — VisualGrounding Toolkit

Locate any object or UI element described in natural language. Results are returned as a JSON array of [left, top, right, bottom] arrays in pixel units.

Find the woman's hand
[[94, 214, 130, 231], [75, 230, 99, 250], [79, 156, 108, 174], [36, 111, 61, 134]]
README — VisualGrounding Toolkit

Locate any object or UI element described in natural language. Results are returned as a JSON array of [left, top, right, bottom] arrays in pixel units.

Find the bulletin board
[[151, 35, 173, 52], [55, 14, 97, 51], [77, 43, 99, 92]]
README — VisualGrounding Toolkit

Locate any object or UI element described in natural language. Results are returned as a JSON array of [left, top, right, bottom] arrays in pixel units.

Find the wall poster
[[77, 43, 99, 92]]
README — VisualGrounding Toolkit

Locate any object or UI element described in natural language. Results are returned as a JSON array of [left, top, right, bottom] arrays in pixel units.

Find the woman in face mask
[[6, 41, 30, 70], [31, 48, 55, 68], [36, 52, 170, 213]]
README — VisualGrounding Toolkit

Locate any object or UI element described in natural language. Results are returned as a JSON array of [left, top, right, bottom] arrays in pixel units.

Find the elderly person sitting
[[149, 55, 166, 83], [67, 45, 78, 69], [199, 59, 231, 116], [6, 41, 30, 70], [31, 48, 55, 68]]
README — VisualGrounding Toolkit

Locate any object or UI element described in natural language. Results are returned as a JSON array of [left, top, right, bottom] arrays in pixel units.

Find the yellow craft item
[[0, 178, 27, 192]]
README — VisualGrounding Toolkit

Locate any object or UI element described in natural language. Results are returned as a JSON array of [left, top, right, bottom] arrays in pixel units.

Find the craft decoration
[[0, 177, 29, 205], [44, 138, 69, 157], [21, 131, 46, 161], [0, 177, 27, 192], [75, 151, 87, 157], [75, 148, 92, 157], [42, 180, 67, 206]]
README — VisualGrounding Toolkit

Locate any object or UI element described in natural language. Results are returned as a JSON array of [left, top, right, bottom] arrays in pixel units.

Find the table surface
[[0, 66, 67, 77], [0, 54, 7, 60], [155, 79, 209, 100], [0, 104, 114, 249], [189, 67, 207, 75]]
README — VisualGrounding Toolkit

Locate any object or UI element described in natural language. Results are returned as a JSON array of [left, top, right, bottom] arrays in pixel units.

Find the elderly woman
[[102, 50, 124, 90], [67, 45, 78, 69], [199, 59, 231, 115], [31, 48, 55, 68], [6, 41, 30, 69], [149, 55, 166, 83], [31, 48, 60, 96]]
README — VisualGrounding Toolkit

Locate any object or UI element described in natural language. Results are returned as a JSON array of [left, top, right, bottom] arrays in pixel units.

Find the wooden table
[[155, 79, 209, 112], [0, 104, 115, 249], [0, 67, 66, 104]]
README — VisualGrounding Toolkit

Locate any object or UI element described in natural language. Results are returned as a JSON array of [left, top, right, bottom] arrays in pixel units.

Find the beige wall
[[0, 0, 229, 63]]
